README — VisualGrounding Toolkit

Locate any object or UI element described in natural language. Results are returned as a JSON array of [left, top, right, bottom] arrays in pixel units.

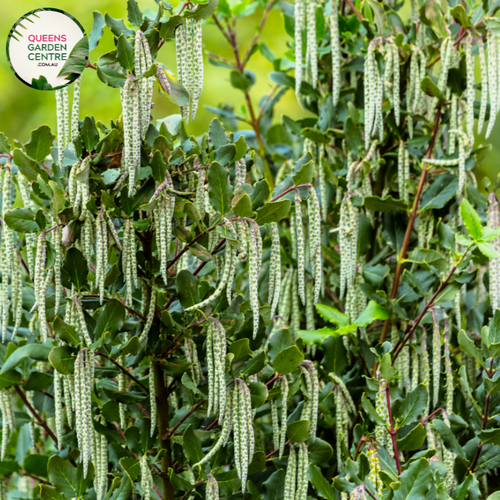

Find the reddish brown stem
[[14, 385, 58, 446], [96, 351, 149, 394], [385, 382, 402, 474], [162, 400, 206, 439], [379, 108, 442, 345], [420, 407, 446, 425], [269, 184, 311, 203], [345, 0, 363, 21]]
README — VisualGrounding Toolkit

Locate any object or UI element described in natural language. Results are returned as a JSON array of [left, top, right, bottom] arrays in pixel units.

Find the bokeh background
[[0, 0, 498, 186]]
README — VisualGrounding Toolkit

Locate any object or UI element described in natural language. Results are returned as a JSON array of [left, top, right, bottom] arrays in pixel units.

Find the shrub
[[1, 0, 500, 499]]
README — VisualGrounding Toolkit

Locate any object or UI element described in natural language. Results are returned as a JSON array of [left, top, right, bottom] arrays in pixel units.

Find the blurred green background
[[1, 1, 301, 142], [0, 0, 499, 185]]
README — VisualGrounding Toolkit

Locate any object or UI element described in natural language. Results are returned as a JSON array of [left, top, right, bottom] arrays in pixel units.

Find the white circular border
[[6, 8, 87, 90]]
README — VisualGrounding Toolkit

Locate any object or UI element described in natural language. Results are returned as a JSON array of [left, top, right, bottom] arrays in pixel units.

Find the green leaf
[[485, 17, 500, 37], [215, 469, 241, 495], [255, 200, 291, 224], [104, 13, 135, 38], [94, 299, 126, 340], [363, 264, 390, 288], [315, 305, 349, 326], [460, 198, 483, 240], [183, 424, 203, 464], [57, 36, 89, 77], [273, 345, 304, 374], [48, 456, 76, 499], [116, 34, 135, 71], [0, 460, 19, 476], [298, 328, 341, 344], [13, 149, 46, 182], [184, 0, 219, 20], [287, 419, 310, 442], [397, 424, 427, 451], [355, 301, 390, 328], [80, 116, 100, 153], [229, 338, 252, 362], [396, 385, 427, 428], [309, 438, 333, 465], [364, 195, 408, 212], [119, 336, 142, 357], [49, 346, 76, 375], [262, 470, 285, 500], [477, 242, 500, 258], [40, 485, 64, 500], [1, 344, 51, 373], [308, 464, 335, 500], [97, 50, 127, 88], [127, 0, 143, 27], [420, 76, 445, 101], [432, 419, 464, 457], [393, 458, 432, 500], [89, 11, 105, 52], [361, 393, 385, 425], [0, 370, 22, 390], [208, 162, 231, 216], [232, 192, 254, 218], [242, 351, 267, 376], [230, 70, 253, 90], [53, 318, 80, 346], [25, 125, 54, 162], [419, 174, 458, 212], [24, 454, 49, 477], [458, 330, 484, 368], [4, 208, 39, 233], [176, 270, 199, 309], [209, 119, 227, 149], [248, 381, 268, 408], [164, 73, 190, 105], [62, 248, 88, 291], [292, 160, 314, 186], [450, 5, 471, 27], [479, 429, 500, 446], [268, 329, 293, 362]]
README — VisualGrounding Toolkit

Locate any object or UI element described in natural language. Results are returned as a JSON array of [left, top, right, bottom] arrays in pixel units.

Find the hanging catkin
[[205, 318, 227, 417], [330, 0, 341, 106], [232, 379, 254, 493], [295, 192, 306, 305], [74, 348, 94, 478], [489, 193, 500, 310]]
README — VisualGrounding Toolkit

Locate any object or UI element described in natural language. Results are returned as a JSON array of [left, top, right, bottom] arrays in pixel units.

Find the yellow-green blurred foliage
[[1, 0, 499, 185], [1, 1, 302, 145]]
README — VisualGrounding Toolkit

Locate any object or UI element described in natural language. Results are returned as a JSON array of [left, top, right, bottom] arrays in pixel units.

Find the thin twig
[[385, 382, 402, 474], [378, 107, 442, 346], [96, 351, 149, 394], [162, 400, 206, 439], [14, 385, 58, 446]]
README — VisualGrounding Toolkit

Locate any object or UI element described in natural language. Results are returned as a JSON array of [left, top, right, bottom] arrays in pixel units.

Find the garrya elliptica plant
[[3, 0, 500, 500]]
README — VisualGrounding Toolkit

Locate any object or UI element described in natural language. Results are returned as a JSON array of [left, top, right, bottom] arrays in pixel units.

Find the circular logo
[[6, 8, 88, 90]]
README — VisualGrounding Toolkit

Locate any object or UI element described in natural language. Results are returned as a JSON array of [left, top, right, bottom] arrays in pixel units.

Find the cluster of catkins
[[330, 373, 356, 470], [364, 39, 400, 149], [175, 17, 204, 123], [0, 390, 14, 460], [294, 0, 318, 95], [55, 76, 81, 164], [277, 186, 323, 335], [489, 193, 500, 310], [284, 443, 309, 500], [0, 169, 23, 343], [270, 376, 289, 458], [117, 31, 154, 196], [194, 380, 254, 493]]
